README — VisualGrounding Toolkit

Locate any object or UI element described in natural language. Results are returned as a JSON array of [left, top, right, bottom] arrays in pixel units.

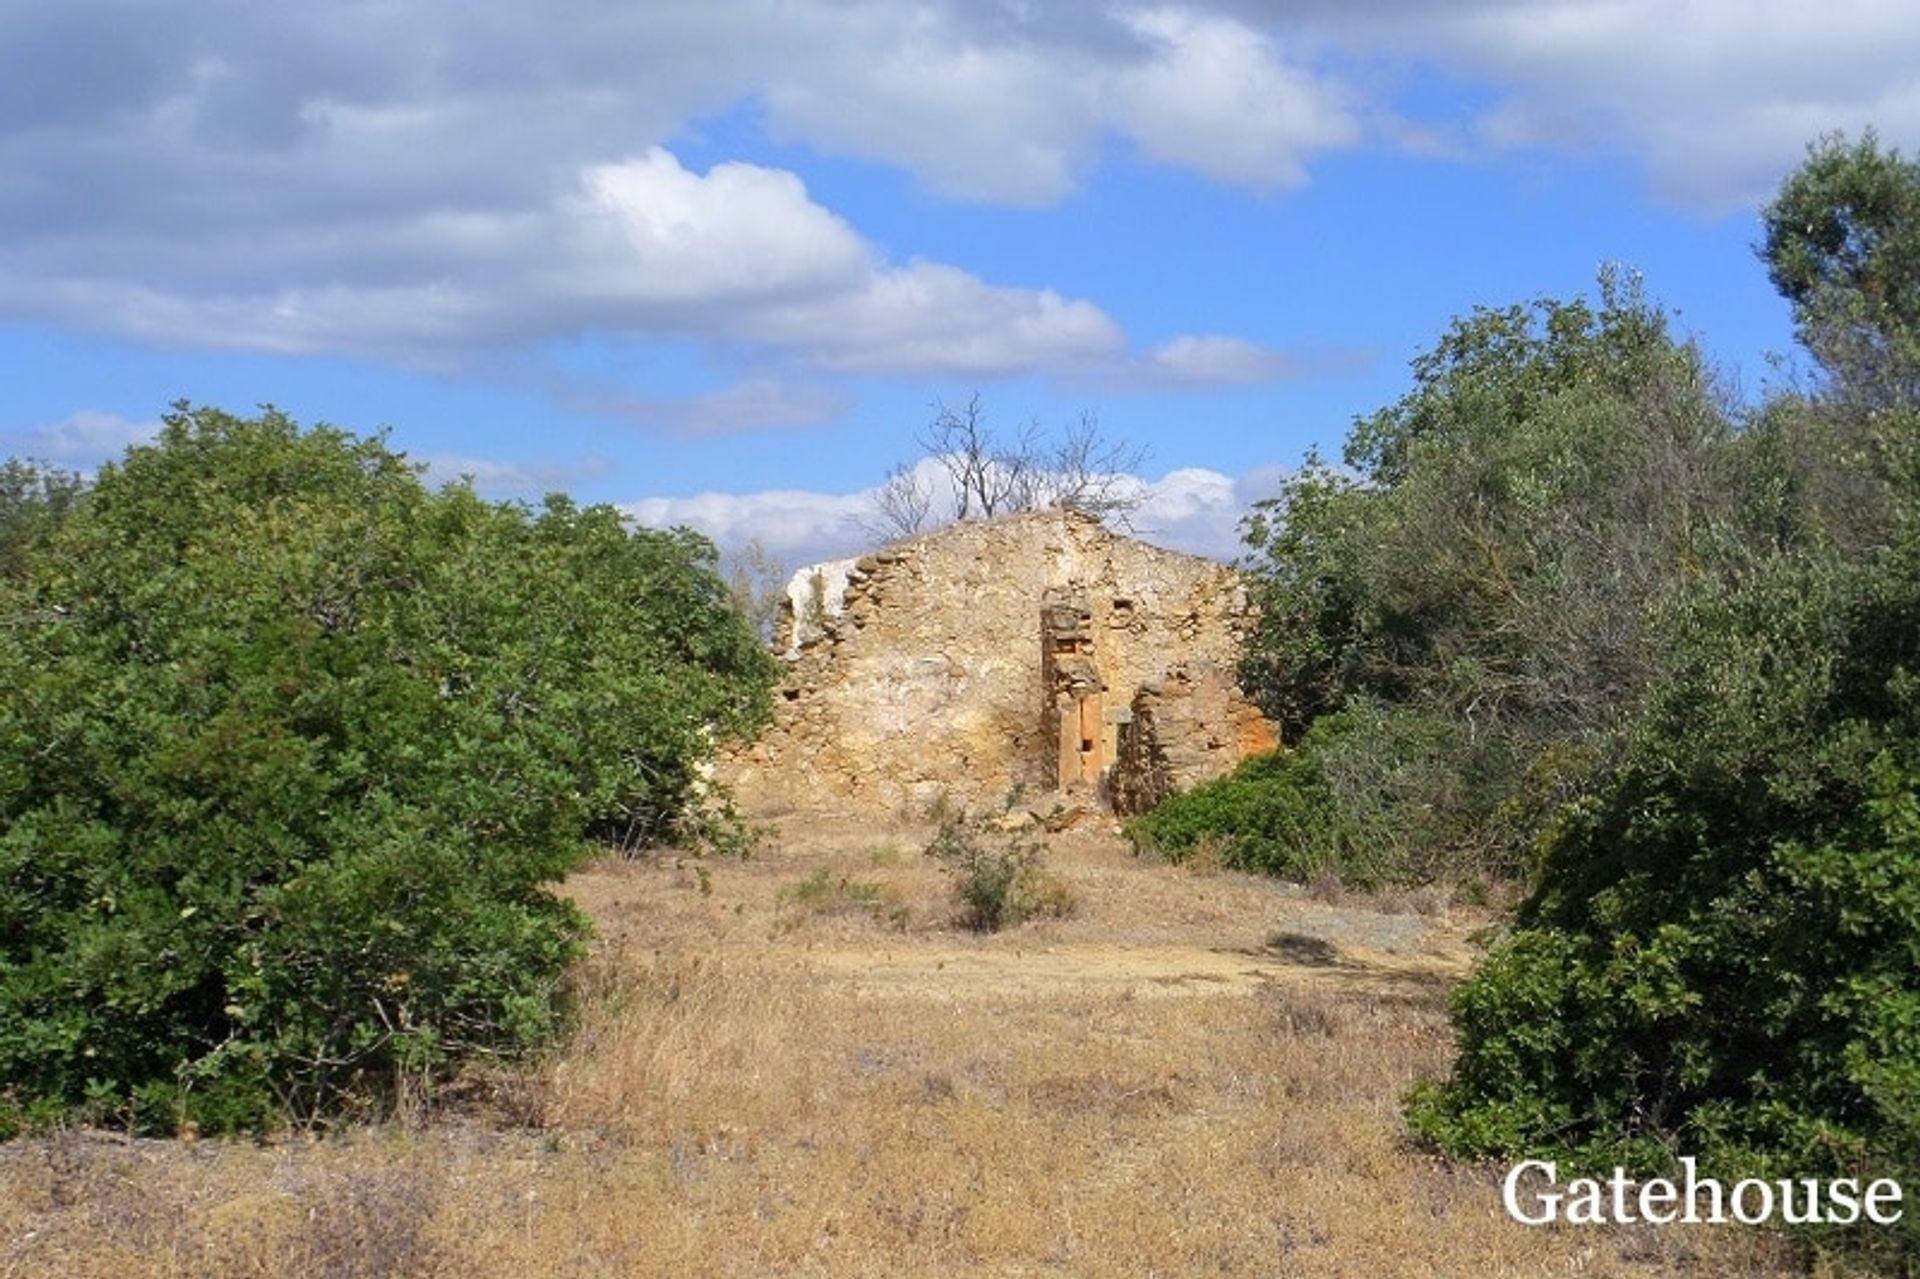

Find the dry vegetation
[[1, 819, 1800, 1277]]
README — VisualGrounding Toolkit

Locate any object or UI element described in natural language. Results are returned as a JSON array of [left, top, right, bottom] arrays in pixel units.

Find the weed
[[778, 869, 905, 929], [922, 812, 1075, 933]]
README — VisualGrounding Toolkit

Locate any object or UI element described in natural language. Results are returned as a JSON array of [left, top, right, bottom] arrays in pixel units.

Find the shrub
[[923, 813, 1075, 932], [777, 869, 904, 929], [1233, 275, 1730, 881], [1406, 537, 1920, 1266], [1126, 703, 1491, 888], [0, 405, 775, 1132]]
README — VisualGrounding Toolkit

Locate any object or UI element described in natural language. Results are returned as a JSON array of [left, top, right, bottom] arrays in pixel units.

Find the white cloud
[[567, 151, 872, 306], [0, 148, 1132, 381], [0, 410, 161, 467], [414, 451, 616, 497], [1126, 466, 1254, 560], [1110, 7, 1358, 189], [624, 487, 879, 568], [624, 461, 1287, 569], [6, 0, 1914, 416], [754, 260, 1126, 376], [759, 3, 1361, 203], [1149, 335, 1296, 384], [1297, 0, 1920, 211], [0, 2, 1364, 391]]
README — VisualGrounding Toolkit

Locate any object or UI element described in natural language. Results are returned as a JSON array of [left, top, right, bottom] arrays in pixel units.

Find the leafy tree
[[1233, 459, 1377, 742], [1407, 523, 1920, 1262], [0, 405, 774, 1134], [1761, 130, 1920, 406], [1224, 270, 1730, 879], [0, 459, 83, 584], [1409, 135, 1920, 1269]]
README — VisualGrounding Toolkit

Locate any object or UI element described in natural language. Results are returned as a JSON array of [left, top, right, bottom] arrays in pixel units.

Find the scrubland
[[1, 819, 1797, 1277]]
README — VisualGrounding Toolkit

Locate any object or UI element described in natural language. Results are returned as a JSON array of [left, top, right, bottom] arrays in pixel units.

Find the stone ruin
[[716, 508, 1277, 819]]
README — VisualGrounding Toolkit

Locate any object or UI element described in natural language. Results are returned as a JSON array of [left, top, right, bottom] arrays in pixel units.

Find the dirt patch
[[792, 934, 1466, 1002]]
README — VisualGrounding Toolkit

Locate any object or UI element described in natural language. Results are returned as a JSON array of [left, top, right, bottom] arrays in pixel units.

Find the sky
[[4, 1, 1917, 569]]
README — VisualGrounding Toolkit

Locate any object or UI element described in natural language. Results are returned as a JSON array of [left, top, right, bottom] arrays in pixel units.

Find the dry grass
[[1, 817, 1801, 1277]]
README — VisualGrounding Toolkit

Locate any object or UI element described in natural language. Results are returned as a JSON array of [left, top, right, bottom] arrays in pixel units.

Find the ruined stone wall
[[717, 509, 1276, 818]]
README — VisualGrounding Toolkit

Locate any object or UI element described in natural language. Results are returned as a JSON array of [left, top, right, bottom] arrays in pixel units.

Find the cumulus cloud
[[1149, 335, 1298, 384], [0, 147, 1130, 380], [0, 410, 160, 468], [5, 0, 1914, 419], [623, 487, 878, 568], [762, 2, 1361, 203], [0, 2, 1359, 388], [1287, 0, 1920, 211], [566, 153, 873, 307], [3, 2, 1914, 248], [1110, 6, 1358, 189], [414, 451, 617, 497], [624, 460, 1289, 569]]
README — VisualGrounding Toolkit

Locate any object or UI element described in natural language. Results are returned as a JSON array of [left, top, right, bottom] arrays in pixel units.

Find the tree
[[0, 459, 83, 585], [1761, 130, 1920, 406], [864, 395, 1147, 541], [1043, 410, 1151, 525], [921, 393, 1038, 522], [1407, 517, 1920, 1267], [867, 461, 936, 541], [0, 404, 775, 1134], [1204, 271, 1733, 880], [723, 538, 791, 644], [1406, 135, 1920, 1270]]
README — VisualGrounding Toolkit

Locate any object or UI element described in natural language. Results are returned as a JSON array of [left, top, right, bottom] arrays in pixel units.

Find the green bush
[[1231, 273, 1731, 883], [1127, 704, 1497, 888], [922, 813, 1075, 932], [1126, 747, 1329, 876], [1404, 135, 1920, 1270], [0, 405, 775, 1133], [1407, 534, 1920, 1264]]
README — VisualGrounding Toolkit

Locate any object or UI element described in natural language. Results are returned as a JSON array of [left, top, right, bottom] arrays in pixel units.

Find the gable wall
[[718, 509, 1275, 818]]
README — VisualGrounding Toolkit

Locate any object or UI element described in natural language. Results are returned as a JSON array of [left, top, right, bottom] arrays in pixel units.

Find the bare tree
[[919, 393, 1043, 520], [1034, 410, 1149, 528], [722, 538, 788, 643], [864, 461, 935, 541], [863, 395, 1147, 540]]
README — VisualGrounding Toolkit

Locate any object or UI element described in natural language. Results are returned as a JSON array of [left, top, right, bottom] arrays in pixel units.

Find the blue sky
[[3, 1, 1912, 567]]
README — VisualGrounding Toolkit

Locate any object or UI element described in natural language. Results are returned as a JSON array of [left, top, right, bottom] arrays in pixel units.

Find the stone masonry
[[717, 508, 1277, 818]]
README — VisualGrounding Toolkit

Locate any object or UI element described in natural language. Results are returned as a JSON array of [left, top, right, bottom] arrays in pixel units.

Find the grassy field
[[0, 818, 1799, 1277]]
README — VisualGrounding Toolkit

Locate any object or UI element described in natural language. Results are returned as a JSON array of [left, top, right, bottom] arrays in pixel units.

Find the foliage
[[1408, 531, 1920, 1256], [1232, 460, 1376, 742], [1761, 129, 1920, 406], [922, 811, 1075, 933], [1219, 269, 1731, 882], [722, 537, 789, 644], [1128, 704, 1505, 888], [0, 459, 84, 584], [1409, 134, 1920, 1268], [0, 404, 775, 1133]]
